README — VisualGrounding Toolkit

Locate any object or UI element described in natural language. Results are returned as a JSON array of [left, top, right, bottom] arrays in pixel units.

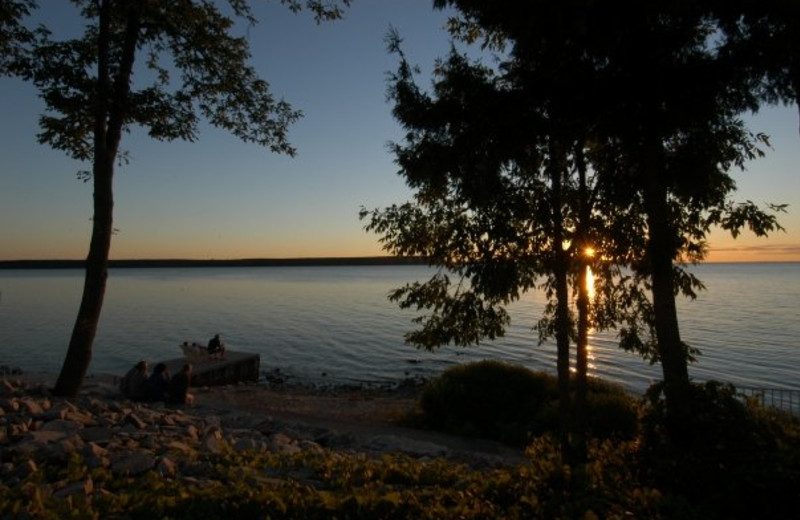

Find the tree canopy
[[5, 0, 349, 396], [364, 0, 788, 462]]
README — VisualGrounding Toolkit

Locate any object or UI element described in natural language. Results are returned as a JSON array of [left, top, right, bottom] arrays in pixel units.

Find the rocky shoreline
[[1, 375, 526, 499]]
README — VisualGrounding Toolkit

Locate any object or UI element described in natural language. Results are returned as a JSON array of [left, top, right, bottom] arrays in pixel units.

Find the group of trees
[[363, 0, 794, 464], [1, 0, 796, 467]]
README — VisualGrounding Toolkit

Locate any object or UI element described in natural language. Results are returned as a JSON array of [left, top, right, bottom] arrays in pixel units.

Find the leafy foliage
[[2, 379, 798, 519], [6, 0, 350, 396], [23, 0, 314, 159], [0, 433, 670, 519], [368, 1, 790, 429], [0, 0, 35, 75], [412, 361, 639, 445], [639, 381, 800, 519]]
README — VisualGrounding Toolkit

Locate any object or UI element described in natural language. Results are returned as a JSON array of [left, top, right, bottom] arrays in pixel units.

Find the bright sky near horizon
[[1, 1, 798, 263]]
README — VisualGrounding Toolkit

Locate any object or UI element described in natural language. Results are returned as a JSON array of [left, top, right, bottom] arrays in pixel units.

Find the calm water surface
[[0, 263, 798, 393]]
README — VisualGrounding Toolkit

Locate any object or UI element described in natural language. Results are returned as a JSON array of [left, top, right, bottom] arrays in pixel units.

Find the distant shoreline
[[0, 257, 796, 269], [0, 256, 428, 270]]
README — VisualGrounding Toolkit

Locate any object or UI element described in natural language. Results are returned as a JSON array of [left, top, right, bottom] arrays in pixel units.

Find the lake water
[[0, 263, 798, 394]]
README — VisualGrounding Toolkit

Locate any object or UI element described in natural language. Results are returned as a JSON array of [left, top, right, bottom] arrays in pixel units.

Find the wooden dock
[[160, 350, 260, 387]]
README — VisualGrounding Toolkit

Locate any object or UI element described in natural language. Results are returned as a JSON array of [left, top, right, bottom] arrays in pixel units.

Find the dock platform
[[160, 350, 260, 387]]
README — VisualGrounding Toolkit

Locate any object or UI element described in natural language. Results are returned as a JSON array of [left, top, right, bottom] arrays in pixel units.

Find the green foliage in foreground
[[639, 381, 800, 519], [1, 440, 668, 520], [1, 384, 798, 519], [413, 360, 639, 445], [2, 369, 798, 519]]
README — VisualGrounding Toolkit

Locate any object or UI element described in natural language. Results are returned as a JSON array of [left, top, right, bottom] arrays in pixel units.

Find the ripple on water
[[0, 263, 798, 392]]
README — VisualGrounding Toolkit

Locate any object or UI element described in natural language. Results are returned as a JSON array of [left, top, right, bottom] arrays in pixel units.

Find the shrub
[[414, 360, 638, 445], [638, 381, 800, 519], [416, 360, 554, 444]]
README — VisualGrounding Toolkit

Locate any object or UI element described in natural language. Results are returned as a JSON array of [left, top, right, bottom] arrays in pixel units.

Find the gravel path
[[16, 372, 528, 467], [194, 383, 529, 468]]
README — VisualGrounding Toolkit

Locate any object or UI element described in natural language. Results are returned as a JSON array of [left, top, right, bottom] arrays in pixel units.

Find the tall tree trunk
[[642, 142, 690, 413], [548, 142, 573, 462], [54, 157, 114, 396], [53, 1, 139, 396], [573, 144, 590, 464]]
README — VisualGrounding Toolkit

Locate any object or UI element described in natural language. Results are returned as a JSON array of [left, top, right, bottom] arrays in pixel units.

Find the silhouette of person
[[146, 362, 171, 402], [207, 334, 225, 360], [168, 363, 195, 405], [120, 360, 149, 401]]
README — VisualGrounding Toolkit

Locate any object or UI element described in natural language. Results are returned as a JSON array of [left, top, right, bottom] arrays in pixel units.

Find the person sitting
[[146, 362, 171, 402], [167, 363, 195, 405], [207, 334, 226, 360], [119, 360, 149, 401]]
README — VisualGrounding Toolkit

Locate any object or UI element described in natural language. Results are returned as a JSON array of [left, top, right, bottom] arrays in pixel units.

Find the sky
[[1, 1, 798, 263]]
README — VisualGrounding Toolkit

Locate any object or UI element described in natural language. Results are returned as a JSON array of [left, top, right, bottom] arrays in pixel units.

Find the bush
[[638, 381, 800, 519], [416, 360, 554, 444], [414, 360, 638, 445]]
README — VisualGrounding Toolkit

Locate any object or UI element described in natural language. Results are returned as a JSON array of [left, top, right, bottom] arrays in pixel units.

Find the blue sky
[[1, 1, 798, 262]]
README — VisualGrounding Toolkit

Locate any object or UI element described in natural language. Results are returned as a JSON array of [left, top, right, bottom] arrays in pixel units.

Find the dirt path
[[21, 373, 527, 467], [194, 383, 528, 468]]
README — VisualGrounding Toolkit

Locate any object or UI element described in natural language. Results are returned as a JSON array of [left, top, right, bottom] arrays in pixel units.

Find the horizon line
[[0, 256, 426, 269], [0, 256, 798, 270]]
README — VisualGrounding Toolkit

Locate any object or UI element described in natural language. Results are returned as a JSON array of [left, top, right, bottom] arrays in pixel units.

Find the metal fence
[[736, 387, 800, 417]]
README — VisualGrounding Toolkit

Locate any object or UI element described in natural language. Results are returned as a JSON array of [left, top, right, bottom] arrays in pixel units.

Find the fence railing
[[736, 386, 800, 417]]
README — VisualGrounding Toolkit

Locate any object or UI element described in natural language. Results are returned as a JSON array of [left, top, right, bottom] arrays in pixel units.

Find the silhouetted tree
[[363, 17, 616, 464], [0, 0, 34, 74], [712, 0, 800, 134], [367, 1, 786, 449], [11, 0, 349, 396], [585, 3, 786, 416], [445, 1, 786, 414]]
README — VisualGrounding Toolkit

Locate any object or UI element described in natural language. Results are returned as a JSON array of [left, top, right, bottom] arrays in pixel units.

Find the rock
[[62, 410, 96, 426], [124, 413, 148, 430], [59, 401, 80, 413], [57, 433, 85, 455], [40, 419, 83, 434], [364, 434, 449, 458], [268, 433, 301, 455], [233, 437, 266, 453], [8, 422, 28, 437], [53, 478, 93, 499], [201, 433, 226, 454], [0, 379, 16, 395], [84, 442, 108, 458], [14, 459, 38, 479], [19, 398, 45, 415], [164, 440, 192, 454], [156, 456, 177, 477], [112, 451, 156, 476], [22, 429, 68, 445], [298, 439, 325, 454], [79, 426, 114, 443]]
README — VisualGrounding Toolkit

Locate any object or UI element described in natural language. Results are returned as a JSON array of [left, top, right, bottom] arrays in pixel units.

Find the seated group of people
[[119, 360, 195, 405], [180, 334, 226, 361]]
